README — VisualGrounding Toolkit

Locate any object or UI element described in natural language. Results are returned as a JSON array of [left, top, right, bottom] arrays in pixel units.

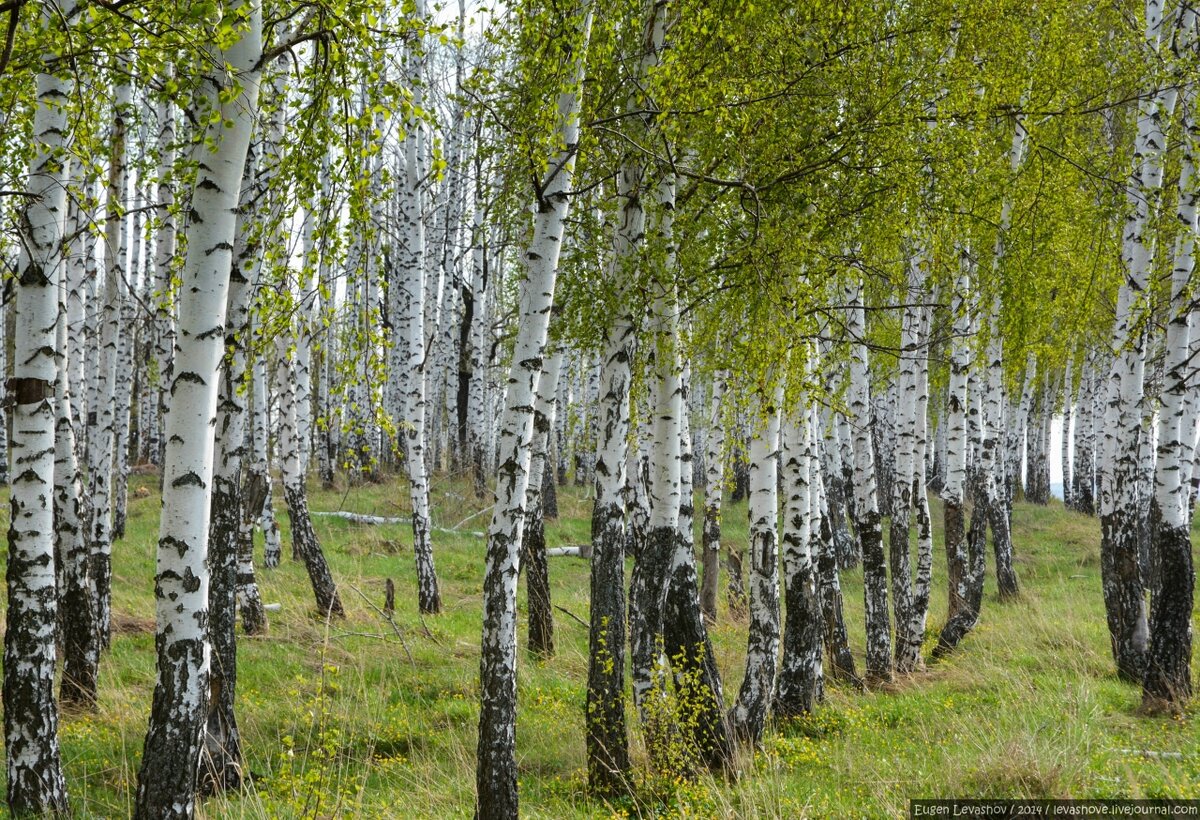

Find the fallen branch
[[546, 544, 592, 558], [313, 510, 409, 525], [346, 583, 415, 667], [554, 605, 588, 628], [312, 510, 485, 538]]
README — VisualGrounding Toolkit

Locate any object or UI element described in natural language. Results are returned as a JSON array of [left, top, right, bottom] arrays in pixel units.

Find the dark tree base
[[283, 482, 345, 618], [587, 499, 631, 796], [1142, 521, 1193, 710], [524, 504, 554, 657]]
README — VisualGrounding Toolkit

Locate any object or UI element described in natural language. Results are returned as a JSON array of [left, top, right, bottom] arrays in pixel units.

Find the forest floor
[[12, 473, 1200, 818]]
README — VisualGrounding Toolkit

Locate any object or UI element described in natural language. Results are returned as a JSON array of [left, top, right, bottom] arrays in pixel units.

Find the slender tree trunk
[[248, 342, 282, 568], [819, 401, 857, 571], [392, 0, 441, 614], [1062, 358, 1074, 509], [585, 213, 639, 797], [58, 249, 100, 709], [846, 276, 892, 683], [700, 374, 726, 622], [814, 450, 857, 682], [934, 263, 977, 658], [729, 387, 782, 740], [890, 260, 925, 673], [984, 292, 1020, 601], [524, 349, 563, 657], [475, 8, 592, 813], [90, 59, 134, 652], [661, 349, 730, 770], [5, 6, 76, 809], [775, 382, 825, 718], [151, 70, 177, 467], [201, 139, 262, 796], [1143, 29, 1197, 708], [134, 8, 261, 815]]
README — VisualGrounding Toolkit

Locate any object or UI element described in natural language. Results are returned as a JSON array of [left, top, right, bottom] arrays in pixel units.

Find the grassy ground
[[10, 472, 1200, 818]]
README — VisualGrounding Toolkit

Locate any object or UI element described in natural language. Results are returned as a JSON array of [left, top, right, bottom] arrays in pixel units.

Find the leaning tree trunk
[[278, 331, 345, 619], [729, 387, 782, 741], [475, 6, 592, 814], [134, 7, 261, 816], [846, 276, 892, 684], [5, 6, 76, 809]]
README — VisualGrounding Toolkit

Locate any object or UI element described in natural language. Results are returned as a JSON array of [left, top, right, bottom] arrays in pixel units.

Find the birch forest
[[1, 0, 1200, 817]]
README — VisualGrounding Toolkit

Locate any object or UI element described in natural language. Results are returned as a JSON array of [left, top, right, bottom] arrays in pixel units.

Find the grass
[[7, 471, 1200, 818]]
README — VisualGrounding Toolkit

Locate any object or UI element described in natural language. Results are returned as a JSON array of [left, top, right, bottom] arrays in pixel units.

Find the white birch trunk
[[1144, 16, 1197, 704], [846, 275, 891, 682], [134, 6, 260, 814], [476, 6, 592, 813], [5, 5, 75, 808], [89, 58, 134, 650], [1100, 0, 1176, 682]]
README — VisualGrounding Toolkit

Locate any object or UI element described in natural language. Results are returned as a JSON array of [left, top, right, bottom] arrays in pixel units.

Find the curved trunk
[[134, 8, 261, 815], [279, 335, 344, 619]]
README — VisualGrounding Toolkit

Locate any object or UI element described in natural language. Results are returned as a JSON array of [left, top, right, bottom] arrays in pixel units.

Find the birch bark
[[134, 5, 260, 815], [476, 6, 592, 813], [4, 4, 76, 809]]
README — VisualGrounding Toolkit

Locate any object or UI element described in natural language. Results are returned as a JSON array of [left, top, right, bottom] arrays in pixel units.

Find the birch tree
[[1143, 4, 1198, 709], [4, 2, 77, 810], [134, 3, 261, 814], [475, 3, 593, 813]]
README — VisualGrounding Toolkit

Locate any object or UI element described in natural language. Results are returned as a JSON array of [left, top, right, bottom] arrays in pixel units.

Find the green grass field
[[14, 474, 1200, 818]]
